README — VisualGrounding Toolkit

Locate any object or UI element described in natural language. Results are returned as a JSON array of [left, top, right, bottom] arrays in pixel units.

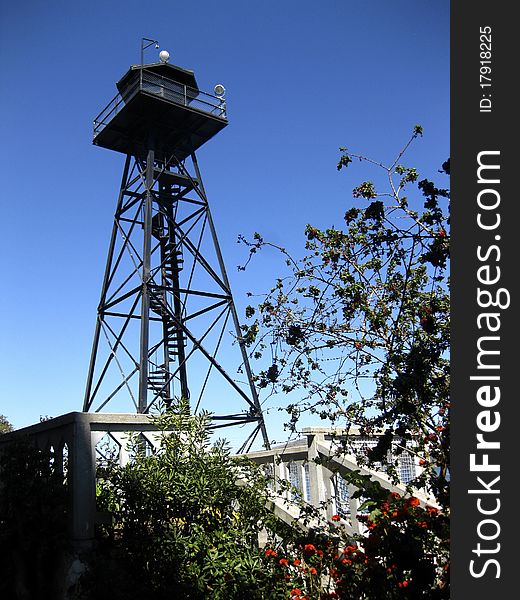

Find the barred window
[[304, 462, 311, 502], [287, 461, 303, 501], [398, 452, 417, 484], [332, 474, 351, 520]]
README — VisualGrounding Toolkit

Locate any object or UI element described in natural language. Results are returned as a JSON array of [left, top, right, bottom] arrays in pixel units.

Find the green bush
[[78, 401, 293, 599]]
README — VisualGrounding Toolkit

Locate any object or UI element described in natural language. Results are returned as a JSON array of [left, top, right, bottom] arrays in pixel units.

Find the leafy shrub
[[78, 401, 295, 599]]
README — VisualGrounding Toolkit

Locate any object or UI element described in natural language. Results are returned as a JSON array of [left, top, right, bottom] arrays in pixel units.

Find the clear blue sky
[[0, 1, 449, 444]]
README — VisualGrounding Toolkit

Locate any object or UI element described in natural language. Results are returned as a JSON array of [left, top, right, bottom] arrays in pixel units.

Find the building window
[[332, 473, 351, 521], [398, 451, 416, 484], [304, 462, 311, 502], [287, 461, 303, 501]]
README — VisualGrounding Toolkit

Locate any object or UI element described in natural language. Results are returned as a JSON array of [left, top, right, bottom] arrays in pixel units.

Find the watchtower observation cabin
[[93, 61, 227, 161], [85, 55, 269, 452]]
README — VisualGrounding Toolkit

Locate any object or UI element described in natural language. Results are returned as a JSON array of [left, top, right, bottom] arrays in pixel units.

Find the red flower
[[293, 558, 301, 566], [406, 496, 420, 507], [304, 544, 316, 554], [279, 558, 289, 567], [398, 580, 409, 588], [290, 589, 303, 597], [316, 549, 324, 557], [309, 567, 317, 575], [264, 548, 277, 558], [331, 514, 341, 522]]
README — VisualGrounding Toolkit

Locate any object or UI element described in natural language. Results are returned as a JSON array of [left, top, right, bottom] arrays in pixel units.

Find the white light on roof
[[214, 84, 226, 97], [159, 50, 170, 63]]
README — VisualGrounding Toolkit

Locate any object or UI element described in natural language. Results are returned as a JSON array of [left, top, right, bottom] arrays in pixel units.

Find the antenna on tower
[[141, 36, 160, 66]]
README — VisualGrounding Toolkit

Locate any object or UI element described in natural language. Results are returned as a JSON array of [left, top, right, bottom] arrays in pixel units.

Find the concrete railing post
[[69, 415, 96, 545], [306, 431, 330, 513]]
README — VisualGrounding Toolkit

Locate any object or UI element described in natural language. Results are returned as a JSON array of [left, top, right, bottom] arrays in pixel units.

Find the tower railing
[[93, 69, 227, 139]]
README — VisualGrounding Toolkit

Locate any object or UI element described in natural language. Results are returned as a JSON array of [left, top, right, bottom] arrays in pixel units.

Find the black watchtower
[[83, 52, 269, 451]]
